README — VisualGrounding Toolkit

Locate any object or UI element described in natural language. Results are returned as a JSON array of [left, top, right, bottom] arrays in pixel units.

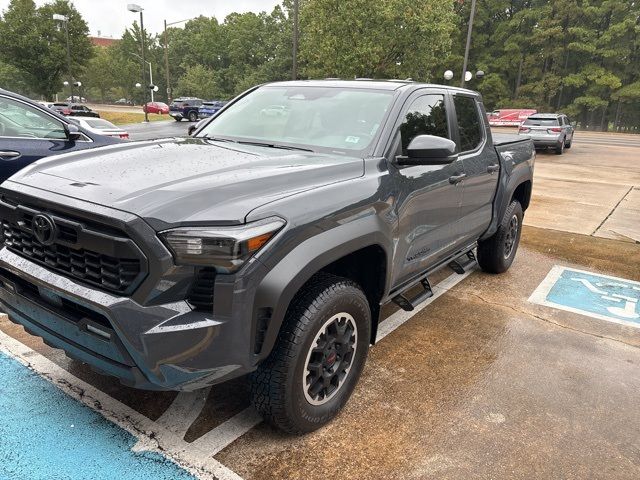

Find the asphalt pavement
[[125, 119, 193, 141]]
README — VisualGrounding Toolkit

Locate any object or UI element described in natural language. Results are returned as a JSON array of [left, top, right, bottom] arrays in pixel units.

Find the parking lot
[[1, 127, 639, 480]]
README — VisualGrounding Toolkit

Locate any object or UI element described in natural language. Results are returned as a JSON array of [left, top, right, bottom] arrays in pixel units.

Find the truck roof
[[266, 79, 479, 95]]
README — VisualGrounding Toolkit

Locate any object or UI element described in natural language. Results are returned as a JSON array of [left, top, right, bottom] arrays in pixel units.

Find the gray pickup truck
[[0, 80, 534, 433]]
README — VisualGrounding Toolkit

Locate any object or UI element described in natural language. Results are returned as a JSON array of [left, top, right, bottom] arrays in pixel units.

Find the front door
[[388, 90, 465, 287], [0, 95, 85, 181]]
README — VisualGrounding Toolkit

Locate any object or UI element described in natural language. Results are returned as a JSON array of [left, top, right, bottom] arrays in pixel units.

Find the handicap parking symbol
[[529, 266, 640, 328]]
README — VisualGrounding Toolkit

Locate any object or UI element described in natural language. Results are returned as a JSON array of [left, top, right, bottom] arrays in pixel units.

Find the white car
[[69, 117, 129, 140]]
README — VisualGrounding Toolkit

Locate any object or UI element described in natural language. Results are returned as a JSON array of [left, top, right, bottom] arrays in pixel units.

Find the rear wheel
[[565, 136, 572, 149], [555, 138, 565, 155], [250, 274, 370, 434], [477, 200, 523, 274], [188, 111, 198, 122]]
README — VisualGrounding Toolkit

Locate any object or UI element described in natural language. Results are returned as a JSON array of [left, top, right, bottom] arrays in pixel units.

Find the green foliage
[[299, 0, 456, 81], [0, 0, 93, 99]]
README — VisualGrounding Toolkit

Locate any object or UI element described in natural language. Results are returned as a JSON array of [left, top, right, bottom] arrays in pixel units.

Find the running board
[[392, 277, 433, 312], [448, 250, 477, 274]]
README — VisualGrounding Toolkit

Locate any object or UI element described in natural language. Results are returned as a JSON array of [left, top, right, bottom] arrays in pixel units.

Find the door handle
[[449, 173, 467, 185], [487, 164, 499, 174], [0, 151, 21, 161]]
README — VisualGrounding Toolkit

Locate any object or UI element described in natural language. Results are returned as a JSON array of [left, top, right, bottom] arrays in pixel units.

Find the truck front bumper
[[0, 248, 266, 391]]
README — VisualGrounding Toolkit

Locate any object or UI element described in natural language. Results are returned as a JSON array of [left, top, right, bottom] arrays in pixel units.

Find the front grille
[[0, 196, 146, 295], [187, 267, 216, 311]]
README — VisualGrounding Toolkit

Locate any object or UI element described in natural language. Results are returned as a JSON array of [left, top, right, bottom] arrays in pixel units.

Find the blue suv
[[198, 100, 227, 119], [169, 97, 203, 122], [0, 89, 121, 182]]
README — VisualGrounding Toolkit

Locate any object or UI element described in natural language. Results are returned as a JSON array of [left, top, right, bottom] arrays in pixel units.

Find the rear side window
[[524, 118, 559, 126], [399, 94, 449, 155], [453, 95, 483, 152]]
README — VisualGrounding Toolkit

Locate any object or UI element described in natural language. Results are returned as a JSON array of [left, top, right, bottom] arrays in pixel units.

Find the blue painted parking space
[[529, 266, 640, 328], [0, 351, 196, 480]]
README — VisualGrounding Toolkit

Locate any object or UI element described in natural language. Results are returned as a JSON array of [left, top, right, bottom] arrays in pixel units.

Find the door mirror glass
[[397, 135, 458, 165], [65, 123, 82, 141]]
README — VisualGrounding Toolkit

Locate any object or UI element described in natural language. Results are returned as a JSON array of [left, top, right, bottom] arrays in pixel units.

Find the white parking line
[[156, 388, 212, 438], [192, 406, 263, 454], [376, 270, 474, 341]]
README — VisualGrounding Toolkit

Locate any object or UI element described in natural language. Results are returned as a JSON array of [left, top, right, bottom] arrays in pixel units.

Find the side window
[[0, 97, 67, 140], [453, 95, 483, 152], [399, 94, 449, 155]]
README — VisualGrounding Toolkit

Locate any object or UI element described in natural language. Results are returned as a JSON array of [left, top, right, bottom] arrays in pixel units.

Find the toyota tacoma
[[0, 80, 534, 433]]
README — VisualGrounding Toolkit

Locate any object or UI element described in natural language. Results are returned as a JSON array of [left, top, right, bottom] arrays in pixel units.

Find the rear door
[[388, 89, 465, 287], [451, 93, 498, 245]]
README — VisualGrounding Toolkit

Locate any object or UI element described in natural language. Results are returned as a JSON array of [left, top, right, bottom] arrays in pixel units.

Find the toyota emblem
[[32, 214, 57, 246]]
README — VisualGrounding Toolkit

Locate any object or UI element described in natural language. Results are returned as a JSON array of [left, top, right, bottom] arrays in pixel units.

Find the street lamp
[[163, 16, 198, 103], [130, 52, 154, 102], [127, 4, 149, 122], [53, 14, 74, 102], [460, 0, 477, 88]]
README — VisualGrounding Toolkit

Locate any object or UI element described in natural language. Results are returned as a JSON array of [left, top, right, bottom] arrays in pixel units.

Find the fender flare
[[252, 219, 392, 363], [481, 164, 533, 241]]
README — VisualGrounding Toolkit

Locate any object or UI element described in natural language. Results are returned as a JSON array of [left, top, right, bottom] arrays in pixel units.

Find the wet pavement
[[1, 131, 639, 479]]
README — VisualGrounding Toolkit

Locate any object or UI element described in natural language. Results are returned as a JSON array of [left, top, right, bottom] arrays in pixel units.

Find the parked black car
[[0, 88, 121, 182], [169, 97, 202, 122], [0, 80, 534, 433], [69, 104, 100, 118]]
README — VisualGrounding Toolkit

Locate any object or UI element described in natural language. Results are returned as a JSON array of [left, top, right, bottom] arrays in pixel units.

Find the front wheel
[[250, 274, 371, 434], [477, 199, 523, 274]]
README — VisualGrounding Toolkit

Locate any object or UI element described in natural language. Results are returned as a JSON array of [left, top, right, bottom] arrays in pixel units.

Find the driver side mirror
[[188, 119, 206, 136], [396, 135, 458, 166], [64, 123, 82, 142]]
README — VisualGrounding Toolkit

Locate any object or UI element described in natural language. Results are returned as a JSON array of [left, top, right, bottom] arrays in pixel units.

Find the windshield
[[524, 118, 559, 126], [198, 86, 395, 154]]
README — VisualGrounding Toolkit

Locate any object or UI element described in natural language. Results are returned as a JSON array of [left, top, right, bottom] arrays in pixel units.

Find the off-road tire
[[249, 273, 371, 434], [477, 200, 523, 274]]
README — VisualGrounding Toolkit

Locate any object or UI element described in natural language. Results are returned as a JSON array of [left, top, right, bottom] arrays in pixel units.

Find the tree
[[299, 0, 456, 81], [0, 0, 93, 99]]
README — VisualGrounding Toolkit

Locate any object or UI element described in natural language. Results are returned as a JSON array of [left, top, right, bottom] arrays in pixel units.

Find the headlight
[[159, 217, 285, 273]]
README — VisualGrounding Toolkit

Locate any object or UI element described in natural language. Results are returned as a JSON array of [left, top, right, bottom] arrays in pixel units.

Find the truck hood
[[10, 138, 364, 225]]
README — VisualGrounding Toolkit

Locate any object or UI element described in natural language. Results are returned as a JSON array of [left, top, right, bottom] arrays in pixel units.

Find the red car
[[143, 102, 169, 114]]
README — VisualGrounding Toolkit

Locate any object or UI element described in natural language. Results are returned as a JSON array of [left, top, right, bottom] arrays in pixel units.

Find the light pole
[[460, 0, 477, 88], [53, 14, 73, 101], [163, 17, 198, 104], [130, 53, 154, 102], [127, 4, 149, 122], [292, 0, 299, 79]]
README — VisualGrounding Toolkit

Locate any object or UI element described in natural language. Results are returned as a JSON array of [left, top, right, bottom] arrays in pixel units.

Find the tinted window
[[399, 94, 449, 155], [523, 117, 559, 126], [454, 95, 483, 151], [0, 97, 67, 139]]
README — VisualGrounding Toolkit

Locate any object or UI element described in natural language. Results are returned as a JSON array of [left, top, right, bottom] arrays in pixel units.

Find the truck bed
[[492, 133, 525, 146]]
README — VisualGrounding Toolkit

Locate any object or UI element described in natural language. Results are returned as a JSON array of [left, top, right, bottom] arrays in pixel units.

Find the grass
[[96, 111, 171, 126]]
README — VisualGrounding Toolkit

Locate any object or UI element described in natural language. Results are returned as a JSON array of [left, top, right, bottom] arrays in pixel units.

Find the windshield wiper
[[236, 141, 313, 152], [201, 135, 237, 144]]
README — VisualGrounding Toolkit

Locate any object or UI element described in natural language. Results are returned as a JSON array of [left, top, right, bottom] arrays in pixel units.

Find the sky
[[0, 0, 283, 37]]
